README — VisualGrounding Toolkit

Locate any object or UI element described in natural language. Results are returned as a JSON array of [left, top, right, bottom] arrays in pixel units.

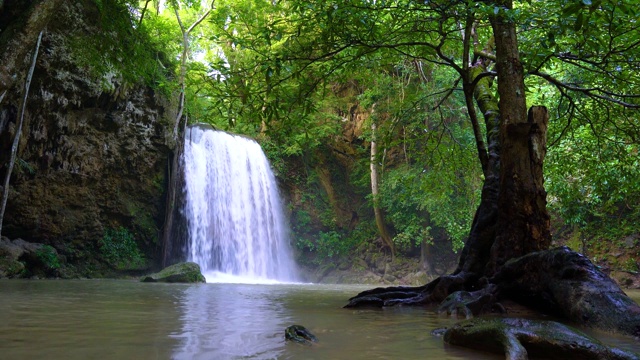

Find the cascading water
[[182, 125, 298, 283]]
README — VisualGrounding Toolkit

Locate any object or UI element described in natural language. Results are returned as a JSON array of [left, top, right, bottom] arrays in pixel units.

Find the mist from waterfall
[[182, 125, 298, 283]]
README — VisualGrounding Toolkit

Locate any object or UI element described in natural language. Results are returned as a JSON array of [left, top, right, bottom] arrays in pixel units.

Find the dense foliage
[[119, 0, 639, 266], [100, 227, 145, 270]]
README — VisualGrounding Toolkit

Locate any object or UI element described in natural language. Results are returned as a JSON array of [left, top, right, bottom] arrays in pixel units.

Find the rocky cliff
[[0, 0, 173, 278]]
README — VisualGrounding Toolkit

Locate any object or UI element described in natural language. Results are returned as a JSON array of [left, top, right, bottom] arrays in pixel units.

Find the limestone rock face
[[0, 0, 173, 276], [141, 262, 206, 283]]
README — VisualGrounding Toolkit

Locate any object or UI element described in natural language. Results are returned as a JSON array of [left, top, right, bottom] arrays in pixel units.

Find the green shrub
[[35, 245, 61, 270], [99, 227, 145, 269]]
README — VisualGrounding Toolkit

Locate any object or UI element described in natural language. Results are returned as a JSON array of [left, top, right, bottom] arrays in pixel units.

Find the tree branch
[[530, 70, 640, 109]]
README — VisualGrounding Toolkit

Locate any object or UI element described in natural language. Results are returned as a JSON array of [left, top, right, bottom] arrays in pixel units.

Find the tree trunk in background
[[420, 239, 436, 274], [162, 3, 213, 266], [161, 147, 181, 267], [172, 2, 213, 142], [370, 117, 395, 258], [173, 9, 189, 142]]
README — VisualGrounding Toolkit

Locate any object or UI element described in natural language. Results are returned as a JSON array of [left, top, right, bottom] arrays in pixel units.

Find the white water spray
[[182, 126, 298, 283]]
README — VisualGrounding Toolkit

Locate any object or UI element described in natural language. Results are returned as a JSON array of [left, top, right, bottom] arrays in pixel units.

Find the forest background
[[135, 0, 639, 279], [4, 0, 638, 282]]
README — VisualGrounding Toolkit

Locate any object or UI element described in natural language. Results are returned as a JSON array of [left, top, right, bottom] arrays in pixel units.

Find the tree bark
[[488, 1, 551, 274], [161, 150, 179, 267], [453, 64, 501, 278]]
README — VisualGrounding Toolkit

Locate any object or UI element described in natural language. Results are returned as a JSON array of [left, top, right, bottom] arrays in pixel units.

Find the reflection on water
[[172, 284, 292, 359], [0, 280, 639, 360]]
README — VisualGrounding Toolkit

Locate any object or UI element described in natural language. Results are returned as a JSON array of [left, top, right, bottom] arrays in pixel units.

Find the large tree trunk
[[345, 0, 640, 339], [488, 2, 551, 274]]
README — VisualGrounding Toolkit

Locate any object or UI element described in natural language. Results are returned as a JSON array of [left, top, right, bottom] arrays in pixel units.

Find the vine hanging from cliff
[[0, 31, 42, 237]]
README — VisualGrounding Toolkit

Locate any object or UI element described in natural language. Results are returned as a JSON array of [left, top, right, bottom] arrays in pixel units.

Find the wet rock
[[610, 270, 640, 289], [403, 271, 430, 286], [383, 273, 397, 283], [338, 259, 352, 271], [316, 263, 336, 281], [0, 237, 61, 278], [285, 325, 318, 345], [354, 257, 368, 270], [374, 257, 387, 272], [384, 262, 392, 275], [624, 234, 639, 249], [141, 262, 205, 283], [442, 317, 640, 360], [0, 256, 25, 278], [494, 246, 640, 336]]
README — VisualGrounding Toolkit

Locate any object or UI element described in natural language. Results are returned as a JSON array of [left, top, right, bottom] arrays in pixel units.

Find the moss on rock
[[141, 262, 206, 283]]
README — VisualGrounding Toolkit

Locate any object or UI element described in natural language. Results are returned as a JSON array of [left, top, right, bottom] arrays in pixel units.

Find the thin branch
[[473, 50, 496, 61], [187, 1, 214, 33], [531, 70, 640, 109], [432, 76, 461, 110], [138, 0, 151, 28], [0, 31, 43, 236]]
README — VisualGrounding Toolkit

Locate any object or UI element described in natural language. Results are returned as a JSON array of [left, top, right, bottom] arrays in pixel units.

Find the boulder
[[0, 237, 61, 278], [141, 262, 206, 283], [285, 325, 318, 345]]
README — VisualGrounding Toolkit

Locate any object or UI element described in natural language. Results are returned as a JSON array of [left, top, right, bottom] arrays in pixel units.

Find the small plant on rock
[[35, 245, 61, 270]]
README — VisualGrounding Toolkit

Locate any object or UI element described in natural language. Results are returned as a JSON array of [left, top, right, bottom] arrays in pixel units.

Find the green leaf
[[562, 3, 582, 16], [574, 12, 584, 31]]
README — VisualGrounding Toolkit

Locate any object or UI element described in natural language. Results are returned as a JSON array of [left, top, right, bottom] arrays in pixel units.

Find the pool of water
[[0, 280, 638, 359]]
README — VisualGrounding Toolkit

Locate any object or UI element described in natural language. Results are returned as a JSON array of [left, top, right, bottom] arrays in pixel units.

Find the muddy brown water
[[1, 280, 639, 359]]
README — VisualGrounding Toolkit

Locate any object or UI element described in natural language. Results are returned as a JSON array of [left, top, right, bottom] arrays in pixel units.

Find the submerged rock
[[141, 262, 205, 283], [285, 325, 318, 345], [441, 317, 640, 360]]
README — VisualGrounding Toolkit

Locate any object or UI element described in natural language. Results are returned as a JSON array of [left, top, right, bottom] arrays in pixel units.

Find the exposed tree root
[[346, 247, 640, 337], [441, 318, 640, 360]]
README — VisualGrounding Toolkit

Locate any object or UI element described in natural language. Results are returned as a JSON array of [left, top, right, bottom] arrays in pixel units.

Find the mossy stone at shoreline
[[141, 262, 206, 283]]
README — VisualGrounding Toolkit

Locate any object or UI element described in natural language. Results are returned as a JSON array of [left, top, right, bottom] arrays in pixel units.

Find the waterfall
[[182, 125, 298, 283]]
